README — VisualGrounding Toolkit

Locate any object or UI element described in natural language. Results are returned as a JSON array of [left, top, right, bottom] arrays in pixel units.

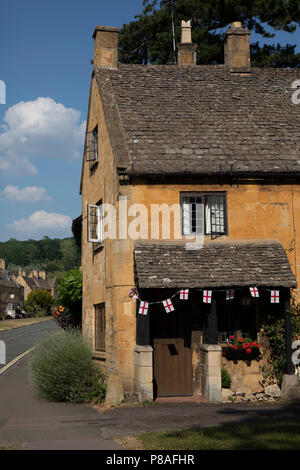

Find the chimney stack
[[224, 22, 251, 73], [39, 271, 46, 280], [29, 269, 39, 278], [92, 26, 120, 69], [177, 20, 197, 66], [0, 259, 5, 270]]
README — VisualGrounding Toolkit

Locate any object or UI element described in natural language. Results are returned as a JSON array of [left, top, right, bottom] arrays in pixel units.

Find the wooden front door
[[152, 302, 192, 397]]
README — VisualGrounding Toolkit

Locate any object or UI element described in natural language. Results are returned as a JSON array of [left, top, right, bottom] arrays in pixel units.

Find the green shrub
[[262, 302, 300, 385], [29, 329, 106, 404], [221, 368, 232, 389]]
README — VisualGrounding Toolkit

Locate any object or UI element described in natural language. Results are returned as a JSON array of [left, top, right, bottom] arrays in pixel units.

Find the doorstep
[[155, 396, 207, 404]]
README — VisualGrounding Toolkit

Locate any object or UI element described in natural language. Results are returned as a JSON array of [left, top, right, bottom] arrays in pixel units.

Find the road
[[0, 319, 58, 370]]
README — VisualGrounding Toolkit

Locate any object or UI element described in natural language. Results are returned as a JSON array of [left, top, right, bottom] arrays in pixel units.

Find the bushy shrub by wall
[[29, 329, 106, 404]]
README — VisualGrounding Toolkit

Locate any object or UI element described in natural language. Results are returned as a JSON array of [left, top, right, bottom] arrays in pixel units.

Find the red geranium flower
[[233, 345, 238, 349], [230, 335, 235, 340], [246, 348, 252, 354], [237, 338, 243, 342]]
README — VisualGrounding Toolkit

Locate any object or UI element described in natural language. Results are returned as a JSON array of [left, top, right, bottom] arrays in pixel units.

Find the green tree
[[57, 268, 82, 326], [25, 289, 54, 317], [119, 0, 300, 67]]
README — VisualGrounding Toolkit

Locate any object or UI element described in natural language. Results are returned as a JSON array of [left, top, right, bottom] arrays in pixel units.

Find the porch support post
[[135, 294, 153, 402], [284, 298, 294, 375], [136, 302, 150, 346], [207, 299, 218, 344]]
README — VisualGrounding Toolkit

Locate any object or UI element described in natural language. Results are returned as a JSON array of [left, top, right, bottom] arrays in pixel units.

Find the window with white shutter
[[87, 202, 103, 243]]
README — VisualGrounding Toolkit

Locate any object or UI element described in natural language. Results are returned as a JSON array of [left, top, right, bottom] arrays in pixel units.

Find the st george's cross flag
[[138, 301, 149, 315], [203, 290, 212, 304], [180, 289, 189, 300], [163, 299, 175, 313], [249, 287, 259, 298], [270, 290, 280, 304]]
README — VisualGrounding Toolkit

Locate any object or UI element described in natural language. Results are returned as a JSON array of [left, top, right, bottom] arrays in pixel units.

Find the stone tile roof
[[23, 277, 55, 291], [95, 65, 300, 178], [134, 241, 297, 288], [0, 269, 21, 289]]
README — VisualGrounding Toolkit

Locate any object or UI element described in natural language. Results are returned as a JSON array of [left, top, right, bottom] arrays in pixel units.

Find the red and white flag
[[163, 299, 175, 313], [226, 289, 234, 301], [203, 290, 212, 304], [180, 289, 189, 300], [270, 290, 280, 304], [138, 301, 149, 315], [128, 287, 139, 300], [250, 287, 259, 298]]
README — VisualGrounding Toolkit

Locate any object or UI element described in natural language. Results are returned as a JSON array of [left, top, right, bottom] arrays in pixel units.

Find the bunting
[[129, 285, 283, 316]]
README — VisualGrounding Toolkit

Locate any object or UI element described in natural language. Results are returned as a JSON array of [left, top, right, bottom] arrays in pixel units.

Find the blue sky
[[0, 0, 299, 242]]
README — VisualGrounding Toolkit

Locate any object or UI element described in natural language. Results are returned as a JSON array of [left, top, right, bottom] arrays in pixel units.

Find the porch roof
[[134, 241, 297, 289]]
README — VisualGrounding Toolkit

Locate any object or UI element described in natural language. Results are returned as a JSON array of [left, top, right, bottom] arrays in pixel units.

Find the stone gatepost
[[134, 344, 153, 402], [199, 344, 222, 402]]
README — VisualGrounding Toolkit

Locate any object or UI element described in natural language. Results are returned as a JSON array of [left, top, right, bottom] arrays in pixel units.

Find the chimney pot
[[224, 22, 251, 73], [177, 20, 197, 66], [92, 25, 120, 69]]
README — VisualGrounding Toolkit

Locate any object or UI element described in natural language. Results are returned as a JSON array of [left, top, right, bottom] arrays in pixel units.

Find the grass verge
[[134, 421, 300, 450]]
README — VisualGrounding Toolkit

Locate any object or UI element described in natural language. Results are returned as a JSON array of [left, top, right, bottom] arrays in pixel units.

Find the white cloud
[[7, 210, 72, 236], [1, 185, 53, 202], [0, 97, 86, 176]]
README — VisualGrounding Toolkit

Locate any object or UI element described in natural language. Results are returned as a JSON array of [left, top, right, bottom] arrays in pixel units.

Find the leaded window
[[86, 126, 98, 162], [181, 192, 227, 237]]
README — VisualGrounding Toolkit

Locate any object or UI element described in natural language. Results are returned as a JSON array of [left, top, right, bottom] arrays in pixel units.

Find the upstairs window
[[87, 201, 103, 243], [181, 192, 227, 237], [86, 125, 98, 162]]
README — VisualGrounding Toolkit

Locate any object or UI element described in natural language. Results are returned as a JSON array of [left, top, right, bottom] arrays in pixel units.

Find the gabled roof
[[0, 269, 21, 289], [23, 277, 56, 291], [95, 64, 300, 178], [134, 240, 297, 289]]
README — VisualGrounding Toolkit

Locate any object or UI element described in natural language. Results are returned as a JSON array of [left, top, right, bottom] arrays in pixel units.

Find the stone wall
[[222, 356, 264, 393]]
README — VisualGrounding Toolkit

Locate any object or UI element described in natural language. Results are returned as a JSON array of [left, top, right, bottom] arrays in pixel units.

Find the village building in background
[[0, 259, 24, 319], [16, 269, 57, 300]]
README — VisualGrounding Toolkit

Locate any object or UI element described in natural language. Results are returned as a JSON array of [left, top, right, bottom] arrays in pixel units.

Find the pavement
[[1, 353, 300, 450]]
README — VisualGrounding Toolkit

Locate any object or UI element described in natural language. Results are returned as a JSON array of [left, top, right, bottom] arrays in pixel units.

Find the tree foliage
[[25, 289, 54, 317], [119, 0, 300, 67], [57, 267, 82, 326], [0, 237, 80, 280]]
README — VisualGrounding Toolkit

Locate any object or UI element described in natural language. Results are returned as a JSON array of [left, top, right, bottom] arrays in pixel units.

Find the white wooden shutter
[[87, 204, 102, 242]]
